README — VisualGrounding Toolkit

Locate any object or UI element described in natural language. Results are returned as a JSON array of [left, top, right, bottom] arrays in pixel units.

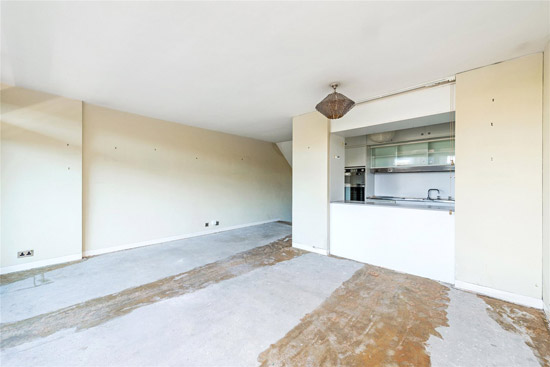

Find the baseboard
[[0, 254, 82, 275], [454, 280, 543, 309], [292, 242, 328, 256], [83, 219, 282, 257], [544, 303, 550, 324]]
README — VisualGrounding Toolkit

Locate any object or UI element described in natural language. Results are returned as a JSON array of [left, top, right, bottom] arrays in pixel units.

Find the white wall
[[276, 140, 292, 167], [374, 172, 454, 199], [455, 53, 543, 301], [83, 104, 292, 254], [292, 112, 330, 253], [1, 85, 82, 272], [543, 42, 550, 316]]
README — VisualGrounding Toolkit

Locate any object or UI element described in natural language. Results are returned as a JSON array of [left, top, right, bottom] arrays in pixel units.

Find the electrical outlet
[[215, 221, 220, 226], [18, 250, 34, 258]]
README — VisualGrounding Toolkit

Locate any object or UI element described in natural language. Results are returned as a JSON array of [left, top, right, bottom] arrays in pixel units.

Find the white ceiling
[[2, 1, 549, 142]]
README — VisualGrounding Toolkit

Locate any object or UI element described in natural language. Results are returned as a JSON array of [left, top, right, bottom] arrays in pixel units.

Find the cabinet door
[[428, 140, 455, 165], [396, 142, 428, 166], [345, 147, 366, 167], [371, 145, 397, 168], [345, 135, 367, 147]]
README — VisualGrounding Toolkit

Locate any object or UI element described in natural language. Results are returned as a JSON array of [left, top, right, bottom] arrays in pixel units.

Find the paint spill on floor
[[258, 264, 450, 367], [1, 236, 301, 349], [480, 296, 550, 367]]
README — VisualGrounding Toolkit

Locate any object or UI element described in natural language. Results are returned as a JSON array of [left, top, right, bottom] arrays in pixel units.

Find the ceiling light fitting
[[315, 83, 355, 120]]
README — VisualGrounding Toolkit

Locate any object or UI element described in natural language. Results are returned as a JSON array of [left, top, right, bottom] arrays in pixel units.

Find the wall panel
[[292, 112, 330, 253], [455, 54, 543, 299]]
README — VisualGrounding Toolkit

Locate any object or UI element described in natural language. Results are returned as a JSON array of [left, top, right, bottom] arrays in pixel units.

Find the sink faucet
[[427, 188, 440, 200]]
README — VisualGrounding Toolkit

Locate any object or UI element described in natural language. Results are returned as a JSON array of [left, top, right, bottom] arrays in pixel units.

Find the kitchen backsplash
[[373, 172, 455, 199]]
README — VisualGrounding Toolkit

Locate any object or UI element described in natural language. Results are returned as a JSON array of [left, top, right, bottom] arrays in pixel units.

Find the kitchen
[[292, 52, 545, 313], [330, 117, 456, 283]]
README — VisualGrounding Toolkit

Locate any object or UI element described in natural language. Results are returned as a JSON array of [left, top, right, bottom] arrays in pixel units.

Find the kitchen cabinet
[[330, 202, 455, 283], [345, 135, 367, 147], [345, 146, 366, 167], [370, 137, 454, 168]]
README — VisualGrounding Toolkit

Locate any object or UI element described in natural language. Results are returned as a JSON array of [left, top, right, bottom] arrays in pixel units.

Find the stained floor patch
[[0, 259, 86, 286], [258, 264, 450, 367], [2, 222, 292, 324], [480, 296, 550, 366], [1, 236, 301, 349], [0, 253, 362, 367]]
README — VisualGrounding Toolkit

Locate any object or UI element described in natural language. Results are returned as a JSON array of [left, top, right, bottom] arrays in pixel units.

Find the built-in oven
[[344, 167, 365, 202]]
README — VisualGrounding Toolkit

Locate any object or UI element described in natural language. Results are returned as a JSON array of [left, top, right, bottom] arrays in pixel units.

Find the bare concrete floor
[[1, 222, 549, 367]]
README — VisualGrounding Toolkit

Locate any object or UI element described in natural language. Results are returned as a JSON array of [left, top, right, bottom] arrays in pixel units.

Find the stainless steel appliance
[[345, 167, 365, 201]]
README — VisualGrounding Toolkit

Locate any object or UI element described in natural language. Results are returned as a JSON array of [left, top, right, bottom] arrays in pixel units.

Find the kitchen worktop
[[330, 200, 455, 283], [331, 199, 454, 212]]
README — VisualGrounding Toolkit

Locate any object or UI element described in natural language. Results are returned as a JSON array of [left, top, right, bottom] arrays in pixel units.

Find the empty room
[[1, 1, 550, 366]]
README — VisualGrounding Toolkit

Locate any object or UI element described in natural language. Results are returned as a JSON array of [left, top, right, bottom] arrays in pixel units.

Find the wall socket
[[18, 250, 34, 258], [205, 221, 220, 227]]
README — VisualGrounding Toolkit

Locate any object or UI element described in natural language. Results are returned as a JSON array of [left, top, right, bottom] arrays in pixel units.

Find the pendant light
[[315, 83, 355, 119]]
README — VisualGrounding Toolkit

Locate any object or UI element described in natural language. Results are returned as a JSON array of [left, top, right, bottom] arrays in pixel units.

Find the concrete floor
[[1, 222, 549, 366]]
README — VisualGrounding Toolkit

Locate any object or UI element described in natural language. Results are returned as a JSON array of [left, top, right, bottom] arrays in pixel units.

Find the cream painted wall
[[331, 83, 455, 133], [1, 85, 82, 270], [292, 112, 330, 252], [83, 104, 291, 253], [543, 42, 550, 315], [455, 53, 543, 299]]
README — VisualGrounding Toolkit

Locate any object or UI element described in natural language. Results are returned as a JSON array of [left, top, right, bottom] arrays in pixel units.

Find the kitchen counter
[[330, 201, 455, 283], [331, 200, 454, 212]]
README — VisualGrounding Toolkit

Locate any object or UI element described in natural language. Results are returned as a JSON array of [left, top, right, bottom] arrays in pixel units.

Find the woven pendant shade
[[315, 83, 355, 119]]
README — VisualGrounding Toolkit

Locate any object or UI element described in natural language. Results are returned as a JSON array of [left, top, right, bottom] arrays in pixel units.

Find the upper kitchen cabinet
[[370, 137, 455, 170], [345, 146, 366, 167], [345, 135, 367, 167], [388, 124, 453, 143], [428, 139, 454, 165], [345, 135, 367, 147]]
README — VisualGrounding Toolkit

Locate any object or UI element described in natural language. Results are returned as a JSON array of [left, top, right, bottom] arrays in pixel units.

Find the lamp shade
[[315, 84, 355, 119]]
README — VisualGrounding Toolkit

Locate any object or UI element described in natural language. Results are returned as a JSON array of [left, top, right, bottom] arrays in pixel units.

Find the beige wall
[[83, 104, 291, 253], [1, 85, 82, 270], [455, 53, 543, 299], [331, 83, 455, 133], [292, 112, 330, 252], [543, 42, 550, 314]]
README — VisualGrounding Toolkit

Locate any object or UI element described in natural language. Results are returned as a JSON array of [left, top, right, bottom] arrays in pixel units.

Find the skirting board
[[292, 242, 328, 256], [0, 254, 82, 275], [454, 280, 543, 309], [83, 219, 282, 257]]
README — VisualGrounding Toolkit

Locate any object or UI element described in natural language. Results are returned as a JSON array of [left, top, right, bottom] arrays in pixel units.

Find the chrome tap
[[427, 188, 440, 200]]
